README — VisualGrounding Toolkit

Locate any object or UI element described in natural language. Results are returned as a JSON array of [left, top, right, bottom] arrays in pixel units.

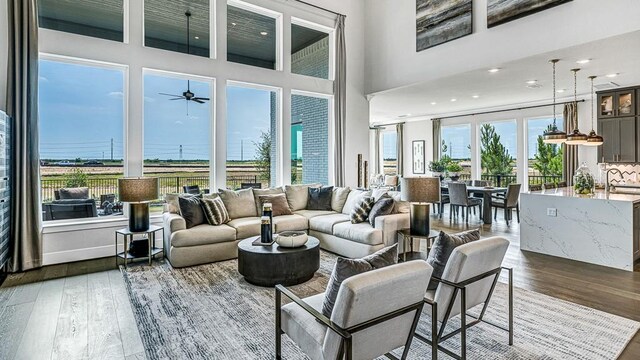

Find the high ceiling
[[370, 30, 640, 123]]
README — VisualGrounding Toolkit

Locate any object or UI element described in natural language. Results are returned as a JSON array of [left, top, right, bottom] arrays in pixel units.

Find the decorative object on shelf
[[412, 140, 425, 174], [401, 177, 440, 236], [260, 216, 273, 244], [357, 153, 363, 188], [119, 177, 159, 256], [584, 76, 604, 146], [276, 231, 309, 248], [565, 68, 588, 145], [487, 0, 572, 28], [370, 173, 384, 188], [416, 0, 472, 51], [363, 160, 369, 188], [543, 59, 567, 144], [573, 162, 595, 195]]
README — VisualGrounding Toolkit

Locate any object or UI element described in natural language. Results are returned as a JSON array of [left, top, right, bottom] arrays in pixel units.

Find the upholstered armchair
[[415, 237, 513, 360], [276, 261, 433, 360]]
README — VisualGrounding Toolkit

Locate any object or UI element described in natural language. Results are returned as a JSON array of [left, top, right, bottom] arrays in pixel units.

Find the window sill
[[42, 215, 163, 234]]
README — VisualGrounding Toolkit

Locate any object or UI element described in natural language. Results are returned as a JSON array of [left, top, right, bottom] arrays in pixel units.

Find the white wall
[[402, 118, 432, 177], [0, 0, 8, 112], [38, 0, 369, 264], [364, 0, 640, 95]]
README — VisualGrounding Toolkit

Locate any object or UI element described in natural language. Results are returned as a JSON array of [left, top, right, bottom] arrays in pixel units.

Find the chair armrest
[[275, 285, 351, 340], [374, 213, 410, 247]]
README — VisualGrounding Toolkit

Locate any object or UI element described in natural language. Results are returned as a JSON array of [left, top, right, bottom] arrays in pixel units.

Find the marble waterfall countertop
[[527, 188, 640, 203]]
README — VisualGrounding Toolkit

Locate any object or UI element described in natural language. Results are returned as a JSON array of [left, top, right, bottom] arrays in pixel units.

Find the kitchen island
[[520, 188, 640, 271]]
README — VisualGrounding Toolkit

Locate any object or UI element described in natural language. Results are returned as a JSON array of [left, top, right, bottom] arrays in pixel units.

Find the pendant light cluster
[[542, 59, 604, 147]]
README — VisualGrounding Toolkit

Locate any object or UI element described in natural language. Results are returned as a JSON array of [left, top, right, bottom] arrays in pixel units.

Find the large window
[[39, 0, 124, 42], [144, 71, 212, 211], [291, 21, 330, 79], [227, 2, 278, 70], [39, 58, 125, 221], [291, 94, 330, 185], [479, 120, 517, 186], [441, 124, 471, 179], [144, 0, 211, 57], [227, 84, 279, 189], [527, 117, 564, 185], [381, 130, 397, 175]]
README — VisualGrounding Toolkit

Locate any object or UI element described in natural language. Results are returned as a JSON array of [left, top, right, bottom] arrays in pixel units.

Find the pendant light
[[543, 59, 567, 144], [584, 75, 604, 146], [565, 68, 588, 145]]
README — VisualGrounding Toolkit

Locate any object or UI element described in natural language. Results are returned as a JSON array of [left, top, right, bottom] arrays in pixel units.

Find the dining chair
[[448, 182, 482, 223], [491, 184, 521, 225], [183, 185, 201, 195], [556, 181, 567, 188], [542, 182, 557, 190], [528, 184, 542, 192]]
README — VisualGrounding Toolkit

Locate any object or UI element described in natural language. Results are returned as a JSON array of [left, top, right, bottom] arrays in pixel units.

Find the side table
[[397, 228, 440, 262], [115, 225, 164, 268]]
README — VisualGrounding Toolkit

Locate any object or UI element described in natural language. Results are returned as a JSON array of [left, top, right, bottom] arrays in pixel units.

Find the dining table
[[441, 184, 507, 224]]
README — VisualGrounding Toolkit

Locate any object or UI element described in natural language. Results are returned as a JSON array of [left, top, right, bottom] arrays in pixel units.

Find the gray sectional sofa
[[162, 185, 410, 268]]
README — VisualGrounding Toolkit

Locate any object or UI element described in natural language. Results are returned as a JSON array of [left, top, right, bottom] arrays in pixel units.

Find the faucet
[[605, 168, 624, 192]]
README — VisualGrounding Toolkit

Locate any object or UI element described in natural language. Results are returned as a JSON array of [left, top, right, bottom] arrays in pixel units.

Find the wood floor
[[0, 211, 639, 360]]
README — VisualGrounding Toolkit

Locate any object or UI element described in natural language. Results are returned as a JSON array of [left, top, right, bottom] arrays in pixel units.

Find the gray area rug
[[121, 252, 639, 359]]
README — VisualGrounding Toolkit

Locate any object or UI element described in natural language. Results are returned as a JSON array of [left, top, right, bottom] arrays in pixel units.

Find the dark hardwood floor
[[0, 210, 638, 359]]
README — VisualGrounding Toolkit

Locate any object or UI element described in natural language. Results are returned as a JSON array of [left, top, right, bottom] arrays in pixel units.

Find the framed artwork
[[412, 140, 425, 174], [487, 0, 572, 28], [416, 0, 472, 51]]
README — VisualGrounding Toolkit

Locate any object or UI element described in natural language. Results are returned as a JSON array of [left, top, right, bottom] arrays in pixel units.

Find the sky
[[39, 59, 272, 162]]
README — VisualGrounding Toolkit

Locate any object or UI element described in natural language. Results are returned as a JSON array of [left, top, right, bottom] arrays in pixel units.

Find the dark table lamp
[[400, 177, 440, 236], [119, 177, 159, 255]]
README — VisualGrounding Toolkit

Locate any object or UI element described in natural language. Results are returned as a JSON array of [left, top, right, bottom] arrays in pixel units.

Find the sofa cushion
[[341, 189, 371, 215], [219, 188, 257, 219], [58, 187, 89, 200], [307, 186, 333, 211], [200, 197, 230, 225], [178, 195, 206, 229], [284, 184, 320, 211], [368, 196, 395, 226], [227, 217, 262, 239], [388, 191, 410, 214], [253, 188, 285, 214], [257, 193, 293, 217], [164, 193, 181, 214], [333, 222, 383, 245], [171, 224, 236, 248], [331, 187, 351, 212], [294, 209, 336, 220], [273, 215, 308, 233], [309, 213, 350, 233]]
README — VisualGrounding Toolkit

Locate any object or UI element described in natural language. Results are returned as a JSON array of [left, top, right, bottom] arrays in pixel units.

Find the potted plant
[[446, 162, 464, 181], [428, 160, 446, 179]]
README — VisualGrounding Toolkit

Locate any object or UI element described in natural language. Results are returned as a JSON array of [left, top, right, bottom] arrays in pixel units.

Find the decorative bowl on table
[[276, 231, 308, 248]]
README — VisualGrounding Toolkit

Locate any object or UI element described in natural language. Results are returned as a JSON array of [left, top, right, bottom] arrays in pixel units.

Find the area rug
[[121, 252, 639, 360]]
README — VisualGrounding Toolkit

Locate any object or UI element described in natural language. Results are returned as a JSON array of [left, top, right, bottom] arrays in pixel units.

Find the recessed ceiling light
[[194, 36, 199, 39], [472, 95, 479, 98], [488, 68, 501, 73], [430, 102, 437, 105], [556, 89, 566, 93], [398, 113, 412, 118], [576, 59, 591, 64], [526, 80, 537, 85], [260, 31, 268, 36], [606, 73, 619, 78], [450, 98, 457, 102]]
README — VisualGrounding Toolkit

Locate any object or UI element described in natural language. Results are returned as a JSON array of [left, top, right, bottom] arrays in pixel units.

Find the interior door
[[618, 117, 636, 162]]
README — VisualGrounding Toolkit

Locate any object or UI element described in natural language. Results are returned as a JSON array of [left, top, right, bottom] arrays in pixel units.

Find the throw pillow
[[284, 184, 321, 211], [178, 195, 206, 229], [426, 229, 481, 290], [307, 186, 334, 211], [164, 193, 181, 214], [368, 196, 395, 226], [58, 187, 90, 199], [257, 193, 293, 216], [350, 196, 374, 224], [371, 188, 388, 202], [253, 187, 285, 214], [218, 188, 257, 219], [331, 187, 351, 212], [200, 197, 230, 225], [341, 189, 372, 215], [322, 244, 398, 317]]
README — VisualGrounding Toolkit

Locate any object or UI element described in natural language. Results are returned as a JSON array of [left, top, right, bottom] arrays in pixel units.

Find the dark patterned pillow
[[350, 196, 374, 224], [426, 229, 481, 290], [200, 197, 230, 225], [178, 194, 205, 229], [368, 196, 395, 226], [322, 244, 398, 318]]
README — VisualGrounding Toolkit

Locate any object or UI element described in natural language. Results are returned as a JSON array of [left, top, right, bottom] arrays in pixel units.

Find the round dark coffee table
[[237, 236, 320, 287]]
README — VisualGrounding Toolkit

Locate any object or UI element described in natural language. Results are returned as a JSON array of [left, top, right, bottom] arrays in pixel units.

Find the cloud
[[175, 120, 184, 125], [39, 76, 48, 82], [144, 96, 156, 103], [108, 91, 124, 99]]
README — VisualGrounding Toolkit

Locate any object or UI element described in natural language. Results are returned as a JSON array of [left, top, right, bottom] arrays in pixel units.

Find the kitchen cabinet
[[598, 89, 635, 118], [598, 117, 636, 162]]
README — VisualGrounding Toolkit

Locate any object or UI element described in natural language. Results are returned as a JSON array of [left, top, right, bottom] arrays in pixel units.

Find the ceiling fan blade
[[170, 97, 185, 100], [159, 92, 183, 97], [192, 99, 205, 104], [193, 97, 210, 101]]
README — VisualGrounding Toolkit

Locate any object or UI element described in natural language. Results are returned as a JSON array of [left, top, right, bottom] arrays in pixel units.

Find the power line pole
[[179, 145, 183, 161], [241, 139, 244, 161], [110, 138, 114, 161]]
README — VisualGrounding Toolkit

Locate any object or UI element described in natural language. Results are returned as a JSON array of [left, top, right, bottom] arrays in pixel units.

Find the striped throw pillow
[[200, 197, 230, 226], [350, 196, 374, 224]]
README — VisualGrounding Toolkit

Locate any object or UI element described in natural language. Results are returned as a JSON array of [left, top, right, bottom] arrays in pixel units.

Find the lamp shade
[[118, 177, 159, 203], [400, 177, 440, 203]]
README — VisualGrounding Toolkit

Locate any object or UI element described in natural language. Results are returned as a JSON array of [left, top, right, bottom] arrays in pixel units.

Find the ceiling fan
[[159, 11, 210, 110]]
